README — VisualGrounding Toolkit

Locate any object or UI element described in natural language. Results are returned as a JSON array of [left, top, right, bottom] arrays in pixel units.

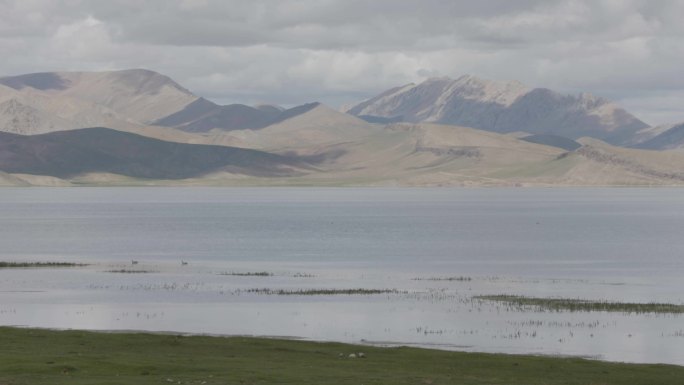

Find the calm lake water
[[0, 188, 683, 365]]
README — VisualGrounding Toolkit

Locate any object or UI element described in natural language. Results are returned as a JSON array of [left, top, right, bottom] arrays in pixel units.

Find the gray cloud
[[0, 0, 683, 124]]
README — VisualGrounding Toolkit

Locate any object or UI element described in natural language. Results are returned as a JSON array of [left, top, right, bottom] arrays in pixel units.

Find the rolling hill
[[2, 120, 684, 187], [0, 127, 307, 180]]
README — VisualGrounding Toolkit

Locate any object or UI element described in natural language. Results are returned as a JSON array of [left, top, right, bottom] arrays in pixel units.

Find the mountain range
[[0, 69, 683, 187]]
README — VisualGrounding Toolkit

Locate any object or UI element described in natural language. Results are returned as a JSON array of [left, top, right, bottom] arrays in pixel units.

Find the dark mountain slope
[[521, 134, 582, 151], [154, 99, 319, 132], [0, 127, 305, 179], [634, 123, 684, 150], [0, 72, 70, 91]]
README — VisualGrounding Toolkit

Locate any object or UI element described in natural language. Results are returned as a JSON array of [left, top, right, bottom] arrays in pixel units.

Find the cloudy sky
[[2, 0, 683, 125]]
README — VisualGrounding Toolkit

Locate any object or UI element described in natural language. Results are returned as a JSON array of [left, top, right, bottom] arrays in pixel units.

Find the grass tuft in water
[[245, 288, 405, 296], [105, 269, 157, 274], [218, 271, 274, 277], [476, 295, 684, 314], [413, 276, 473, 281], [0, 261, 87, 268], [293, 272, 316, 278]]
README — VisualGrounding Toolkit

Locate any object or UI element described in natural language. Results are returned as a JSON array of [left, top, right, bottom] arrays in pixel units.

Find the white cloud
[[50, 16, 111, 59], [618, 91, 684, 127]]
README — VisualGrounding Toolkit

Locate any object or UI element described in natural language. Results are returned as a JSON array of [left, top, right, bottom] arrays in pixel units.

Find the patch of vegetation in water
[[218, 271, 274, 277], [413, 276, 473, 281], [0, 261, 88, 268], [104, 269, 157, 274], [1, 326, 683, 385], [477, 295, 684, 314], [245, 288, 405, 296], [292, 272, 316, 278]]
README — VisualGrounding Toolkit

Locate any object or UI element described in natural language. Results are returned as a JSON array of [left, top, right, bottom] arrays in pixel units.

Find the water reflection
[[1, 263, 682, 366]]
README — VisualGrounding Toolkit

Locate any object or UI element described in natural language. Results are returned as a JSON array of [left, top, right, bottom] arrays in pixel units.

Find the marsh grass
[[105, 269, 157, 274], [1, 327, 682, 385], [245, 288, 405, 296], [0, 261, 87, 268], [477, 295, 684, 314], [218, 271, 274, 277], [413, 276, 473, 281], [293, 272, 316, 278]]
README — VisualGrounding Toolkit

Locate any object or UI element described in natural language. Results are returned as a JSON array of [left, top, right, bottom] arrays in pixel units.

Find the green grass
[[0, 261, 87, 268], [0, 327, 682, 385], [477, 295, 684, 314]]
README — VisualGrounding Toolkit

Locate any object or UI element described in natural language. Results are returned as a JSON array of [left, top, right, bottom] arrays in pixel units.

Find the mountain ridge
[[0, 69, 322, 136], [347, 75, 649, 145], [0, 69, 198, 124]]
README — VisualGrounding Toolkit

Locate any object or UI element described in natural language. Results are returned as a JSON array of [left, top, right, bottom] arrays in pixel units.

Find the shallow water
[[0, 188, 683, 365]]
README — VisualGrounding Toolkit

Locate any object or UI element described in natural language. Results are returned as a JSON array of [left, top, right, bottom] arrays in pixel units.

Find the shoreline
[[2, 183, 684, 188], [6, 326, 684, 364], [1, 326, 682, 385], [0, 325, 619, 365]]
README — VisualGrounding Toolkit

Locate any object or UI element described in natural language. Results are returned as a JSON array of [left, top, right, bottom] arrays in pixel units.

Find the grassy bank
[[0, 327, 682, 385]]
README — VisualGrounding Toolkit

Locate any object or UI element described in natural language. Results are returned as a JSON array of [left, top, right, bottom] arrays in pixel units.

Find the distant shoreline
[[2, 183, 684, 188]]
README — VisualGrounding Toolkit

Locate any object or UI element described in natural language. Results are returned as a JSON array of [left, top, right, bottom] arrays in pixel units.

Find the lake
[[0, 187, 683, 365]]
